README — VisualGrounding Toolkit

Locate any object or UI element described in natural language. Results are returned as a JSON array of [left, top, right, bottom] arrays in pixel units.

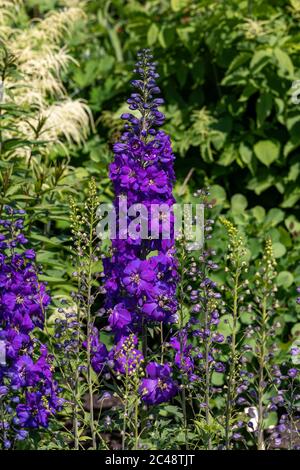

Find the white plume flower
[[0, 0, 92, 154]]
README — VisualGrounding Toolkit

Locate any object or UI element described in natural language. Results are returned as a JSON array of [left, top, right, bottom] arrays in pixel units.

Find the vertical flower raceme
[[103, 49, 178, 403], [0, 207, 60, 448]]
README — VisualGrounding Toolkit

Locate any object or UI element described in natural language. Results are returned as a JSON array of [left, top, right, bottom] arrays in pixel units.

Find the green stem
[[181, 386, 188, 450], [204, 319, 212, 449], [202, 272, 212, 450], [134, 393, 139, 450], [122, 379, 129, 451], [73, 244, 82, 450], [179, 244, 188, 449], [0, 63, 6, 157], [86, 208, 96, 450], [225, 271, 240, 449], [257, 297, 267, 451]]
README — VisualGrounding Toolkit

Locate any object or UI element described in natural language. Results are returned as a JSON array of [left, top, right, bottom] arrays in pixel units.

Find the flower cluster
[[102, 49, 178, 403], [139, 362, 177, 405], [170, 191, 223, 388], [0, 207, 60, 448], [111, 334, 143, 376]]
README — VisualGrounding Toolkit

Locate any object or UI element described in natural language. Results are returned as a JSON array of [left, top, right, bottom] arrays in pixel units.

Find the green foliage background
[[2, 0, 300, 344]]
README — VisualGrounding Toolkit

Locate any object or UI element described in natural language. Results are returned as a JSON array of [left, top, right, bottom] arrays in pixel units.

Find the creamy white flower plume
[[41, 100, 93, 145], [0, 0, 92, 153]]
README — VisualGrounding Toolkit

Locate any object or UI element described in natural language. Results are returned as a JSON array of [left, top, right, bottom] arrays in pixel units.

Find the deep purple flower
[[214, 362, 226, 373], [139, 362, 177, 405], [290, 346, 300, 356], [122, 259, 155, 296], [83, 328, 108, 374], [108, 303, 132, 331], [24, 249, 35, 259], [141, 283, 177, 322], [16, 392, 50, 428], [287, 368, 298, 378], [169, 334, 194, 374], [0, 386, 8, 396], [140, 167, 169, 194]]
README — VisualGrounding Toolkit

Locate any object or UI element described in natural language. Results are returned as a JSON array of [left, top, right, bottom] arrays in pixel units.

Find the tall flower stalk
[[172, 190, 223, 450], [220, 217, 248, 449], [113, 334, 144, 450], [254, 238, 277, 450], [103, 49, 178, 405], [69, 179, 103, 449], [51, 179, 107, 450], [0, 207, 60, 449]]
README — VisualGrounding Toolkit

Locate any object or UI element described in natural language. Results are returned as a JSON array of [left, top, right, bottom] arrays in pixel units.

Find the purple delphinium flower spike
[[0, 208, 61, 447], [101, 50, 178, 398]]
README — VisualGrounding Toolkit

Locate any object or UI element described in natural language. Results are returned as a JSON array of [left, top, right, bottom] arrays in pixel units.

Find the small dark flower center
[[131, 273, 140, 284]]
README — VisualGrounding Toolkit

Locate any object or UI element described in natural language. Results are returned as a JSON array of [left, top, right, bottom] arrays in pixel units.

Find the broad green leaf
[[291, 324, 300, 337], [211, 372, 224, 386], [274, 48, 294, 78], [277, 271, 294, 288], [248, 238, 261, 258], [227, 52, 251, 73], [248, 174, 274, 194], [274, 97, 285, 116], [147, 23, 159, 46], [231, 194, 248, 213], [250, 49, 272, 73], [209, 184, 227, 206], [285, 215, 300, 233], [218, 143, 237, 166], [171, 0, 188, 11], [285, 135, 300, 156], [264, 208, 285, 227], [221, 69, 248, 86], [281, 187, 300, 208], [158, 26, 175, 48], [290, 0, 300, 10], [176, 26, 194, 48], [263, 412, 278, 429], [39, 275, 64, 283], [272, 242, 286, 258], [240, 311, 255, 324], [30, 233, 66, 248], [218, 314, 240, 337], [254, 140, 280, 166], [251, 205, 266, 222], [239, 142, 252, 165], [278, 226, 292, 248]]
